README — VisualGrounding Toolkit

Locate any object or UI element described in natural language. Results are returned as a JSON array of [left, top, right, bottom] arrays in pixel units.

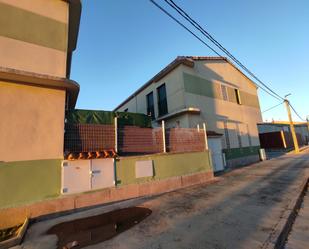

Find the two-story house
[[114, 56, 263, 167]]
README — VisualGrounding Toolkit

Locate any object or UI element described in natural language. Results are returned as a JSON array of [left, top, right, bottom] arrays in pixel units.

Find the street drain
[[47, 207, 152, 249]]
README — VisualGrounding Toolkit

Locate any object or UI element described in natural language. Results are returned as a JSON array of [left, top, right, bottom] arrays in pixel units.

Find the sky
[[71, 0, 309, 122]]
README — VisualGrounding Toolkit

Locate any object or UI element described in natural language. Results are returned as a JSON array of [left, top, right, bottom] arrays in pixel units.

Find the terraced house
[[115, 56, 263, 168], [0, 0, 81, 208]]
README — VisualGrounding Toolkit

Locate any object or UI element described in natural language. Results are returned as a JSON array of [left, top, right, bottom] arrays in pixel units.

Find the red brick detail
[[64, 124, 115, 153], [166, 128, 205, 153], [118, 126, 163, 154]]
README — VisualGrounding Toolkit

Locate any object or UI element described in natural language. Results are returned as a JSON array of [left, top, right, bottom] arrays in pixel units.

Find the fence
[[64, 120, 209, 158], [259, 131, 305, 150]]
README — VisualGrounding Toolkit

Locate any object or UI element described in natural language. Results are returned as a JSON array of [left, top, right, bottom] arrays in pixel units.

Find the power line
[[162, 0, 285, 102], [149, 0, 221, 56], [262, 102, 284, 113], [289, 103, 306, 121], [149, 0, 282, 101]]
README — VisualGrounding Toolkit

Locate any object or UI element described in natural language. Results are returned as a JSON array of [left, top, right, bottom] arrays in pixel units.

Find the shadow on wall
[[181, 61, 261, 159]]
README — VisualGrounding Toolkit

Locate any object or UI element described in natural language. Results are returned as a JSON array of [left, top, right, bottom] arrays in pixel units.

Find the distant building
[[258, 121, 309, 149], [114, 56, 263, 167]]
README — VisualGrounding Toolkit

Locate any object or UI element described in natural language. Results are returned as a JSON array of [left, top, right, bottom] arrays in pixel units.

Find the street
[[18, 150, 309, 249]]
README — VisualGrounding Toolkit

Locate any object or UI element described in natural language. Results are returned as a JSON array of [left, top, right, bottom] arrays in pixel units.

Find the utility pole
[[284, 97, 299, 153]]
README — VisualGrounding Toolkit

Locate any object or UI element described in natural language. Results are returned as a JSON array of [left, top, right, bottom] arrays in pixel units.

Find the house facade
[[114, 56, 263, 167], [0, 0, 81, 208], [258, 121, 309, 148]]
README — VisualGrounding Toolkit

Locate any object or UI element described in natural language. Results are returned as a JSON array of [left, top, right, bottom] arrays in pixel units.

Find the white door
[[91, 158, 115, 190], [62, 160, 91, 194], [208, 138, 224, 172]]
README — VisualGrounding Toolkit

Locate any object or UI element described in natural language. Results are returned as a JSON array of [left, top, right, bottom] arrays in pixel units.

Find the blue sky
[[72, 0, 309, 122]]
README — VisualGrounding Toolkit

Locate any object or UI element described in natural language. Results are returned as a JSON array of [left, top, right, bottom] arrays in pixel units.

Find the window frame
[[157, 83, 168, 117], [235, 89, 242, 105], [146, 91, 155, 119]]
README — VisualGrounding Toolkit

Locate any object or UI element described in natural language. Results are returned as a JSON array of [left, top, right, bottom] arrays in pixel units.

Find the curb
[[262, 176, 309, 249]]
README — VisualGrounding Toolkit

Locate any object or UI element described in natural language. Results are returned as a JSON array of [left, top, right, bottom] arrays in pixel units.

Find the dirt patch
[[47, 207, 151, 249]]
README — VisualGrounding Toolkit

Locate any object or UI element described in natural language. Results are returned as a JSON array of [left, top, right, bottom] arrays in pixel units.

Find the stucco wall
[[0, 81, 66, 162], [116, 66, 186, 122], [116, 151, 212, 186], [115, 59, 262, 151], [0, 0, 68, 77], [0, 159, 61, 208], [182, 60, 262, 149]]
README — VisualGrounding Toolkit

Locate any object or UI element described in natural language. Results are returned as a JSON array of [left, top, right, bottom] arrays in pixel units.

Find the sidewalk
[[284, 184, 309, 249], [15, 150, 309, 249]]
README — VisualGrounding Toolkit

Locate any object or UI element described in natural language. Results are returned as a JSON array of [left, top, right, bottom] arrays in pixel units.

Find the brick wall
[[166, 128, 205, 153], [64, 124, 115, 152], [118, 126, 163, 154]]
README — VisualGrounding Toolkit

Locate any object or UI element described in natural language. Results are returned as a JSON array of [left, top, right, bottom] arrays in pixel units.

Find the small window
[[124, 108, 128, 112], [146, 92, 155, 119], [221, 85, 228, 101], [157, 84, 168, 116], [235, 89, 242, 105]]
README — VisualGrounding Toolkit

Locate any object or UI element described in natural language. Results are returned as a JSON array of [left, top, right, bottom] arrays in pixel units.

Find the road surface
[[15, 150, 309, 249]]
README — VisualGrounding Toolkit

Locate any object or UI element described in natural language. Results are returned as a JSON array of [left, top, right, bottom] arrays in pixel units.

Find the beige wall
[[116, 65, 186, 126], [0, 0, 68, 77], [115, 59, 262, 149], [0, 82, 66, 162], [182, 60, 262, 148]]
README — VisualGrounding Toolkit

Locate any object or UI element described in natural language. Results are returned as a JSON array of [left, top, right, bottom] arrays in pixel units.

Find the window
[[124, 108, 128, 112], [221, 85, 228, 101], [146, 92, 155, 119], [235, 89, 242, 104], [224, 121, 230, 149], [157, 84, 168, 116]]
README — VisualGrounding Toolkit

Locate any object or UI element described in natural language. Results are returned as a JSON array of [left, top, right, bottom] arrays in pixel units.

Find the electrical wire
[[289, 103, 306, 121], [150, 0, 306, 119], [163, 0, 285, 101], [262, 102, 284, 113], [148, 0, 221, 56]]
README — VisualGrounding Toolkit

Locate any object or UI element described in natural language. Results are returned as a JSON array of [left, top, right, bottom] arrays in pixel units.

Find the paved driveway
[[16, 150, 309, 249]]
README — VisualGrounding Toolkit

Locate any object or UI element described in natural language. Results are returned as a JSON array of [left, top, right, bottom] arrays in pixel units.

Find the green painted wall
[[0, 159, 61, 208], [116, 151, 212, 186], [184, 73, 221, 99], [223, 146, 260, 160], [0, 2, 67, 51], [183, 72, 260, 109]]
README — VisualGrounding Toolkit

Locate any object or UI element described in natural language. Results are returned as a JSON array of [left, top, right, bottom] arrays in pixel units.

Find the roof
[[258, 121, 307, 126], [114, 56, 258, 111]]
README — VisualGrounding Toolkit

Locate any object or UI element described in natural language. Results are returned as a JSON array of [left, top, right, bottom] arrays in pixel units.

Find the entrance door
[[208, 137, 224, 172]]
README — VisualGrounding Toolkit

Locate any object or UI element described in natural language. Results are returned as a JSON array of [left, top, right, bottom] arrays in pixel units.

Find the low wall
[[223, 146, 260, 168], [0, 151, 213, 228], [0, 159, 61, 208], [116, 151, 212, 186]]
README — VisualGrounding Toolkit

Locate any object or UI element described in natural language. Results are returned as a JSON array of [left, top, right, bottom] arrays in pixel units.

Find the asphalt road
[[15, 150, 309, 249]]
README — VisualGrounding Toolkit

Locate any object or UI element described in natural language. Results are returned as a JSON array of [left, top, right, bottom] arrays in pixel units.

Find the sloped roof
[[114, 56, 257, 110]]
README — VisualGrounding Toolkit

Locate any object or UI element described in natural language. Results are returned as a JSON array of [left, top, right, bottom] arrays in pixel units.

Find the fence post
[[197, 124, 200, 132], [162, 120, 166, 153], [114, 117, 118, 153], [203, 122, 208, 150]]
